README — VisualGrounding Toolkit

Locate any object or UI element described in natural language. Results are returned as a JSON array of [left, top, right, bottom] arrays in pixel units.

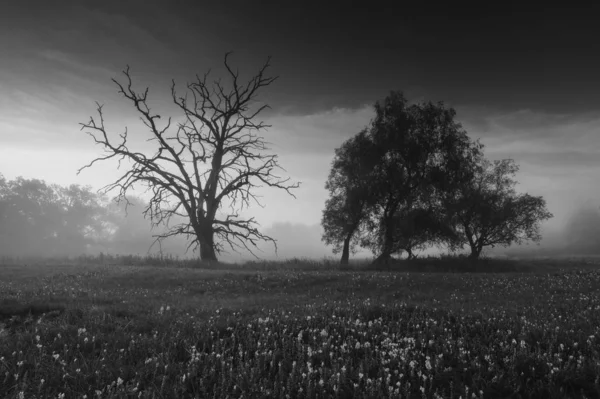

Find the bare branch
[[79, 54, 298, 262]]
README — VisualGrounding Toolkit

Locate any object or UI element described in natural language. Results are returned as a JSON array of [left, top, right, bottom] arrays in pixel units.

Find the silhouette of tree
[[321, 130, 377, 264], [79, 53, 298, 262], [449, 158, 553, 258], [321, 91, 483, 265], [364, 92, 482, 264]]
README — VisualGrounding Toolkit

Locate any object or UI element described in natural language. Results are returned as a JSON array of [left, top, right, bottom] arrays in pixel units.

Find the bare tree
[[79, 53, 299, 262]]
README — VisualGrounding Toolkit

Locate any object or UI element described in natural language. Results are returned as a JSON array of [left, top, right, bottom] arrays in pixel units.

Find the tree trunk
[[374, 216, 395, 265], [406, 247, 415, 260], [468, 244, 482, 259], [340, 234, 351, 265], [373, 251, 392, 266], [197, 221, 218, 262]]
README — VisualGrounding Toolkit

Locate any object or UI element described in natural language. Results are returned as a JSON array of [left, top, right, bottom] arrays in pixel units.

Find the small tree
[[321, 130, 377, 264], [451, 158, 553, 258], [79, 53, 298, 262]]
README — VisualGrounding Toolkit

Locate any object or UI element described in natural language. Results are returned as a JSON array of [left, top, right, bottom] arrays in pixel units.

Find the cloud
[[266, 105, 374, 156], [459, 107, 600, 154], [455, 106, 600, 230]]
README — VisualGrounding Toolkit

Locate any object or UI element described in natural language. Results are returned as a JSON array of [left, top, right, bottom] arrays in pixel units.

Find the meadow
[[1, 256, 600, 398]]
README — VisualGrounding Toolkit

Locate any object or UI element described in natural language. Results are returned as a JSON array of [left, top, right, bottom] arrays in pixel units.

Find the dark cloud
[[5, 1, 599, 117]]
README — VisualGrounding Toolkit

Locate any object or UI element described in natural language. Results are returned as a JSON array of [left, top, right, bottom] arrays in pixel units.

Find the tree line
[[0, 176, 190, 258], [321, 91, 553, 264]]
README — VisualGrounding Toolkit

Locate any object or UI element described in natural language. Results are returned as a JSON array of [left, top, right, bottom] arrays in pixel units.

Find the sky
[[1, 2, 599, 261]]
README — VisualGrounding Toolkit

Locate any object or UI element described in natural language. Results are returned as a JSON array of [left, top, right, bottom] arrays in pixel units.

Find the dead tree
[[78, 53, 299, 262]]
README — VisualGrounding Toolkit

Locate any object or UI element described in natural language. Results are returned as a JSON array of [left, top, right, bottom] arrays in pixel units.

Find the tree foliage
[[323, 91, 482, 264], [79, 53, 298, 262], [0, 176, 107, 256], [450, 158, 553, 258], [321, 90, 552, 265], [321, 130, 377, 264]]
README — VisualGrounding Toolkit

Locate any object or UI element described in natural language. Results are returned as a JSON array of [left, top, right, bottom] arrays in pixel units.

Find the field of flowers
[[1, 259, 600, 398]]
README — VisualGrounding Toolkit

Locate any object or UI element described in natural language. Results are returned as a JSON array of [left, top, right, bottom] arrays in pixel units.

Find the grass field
[[1, 257, 600, 398]]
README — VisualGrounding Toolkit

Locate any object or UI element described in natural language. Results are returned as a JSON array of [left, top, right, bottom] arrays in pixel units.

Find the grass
[[1, 256, 600, 398]]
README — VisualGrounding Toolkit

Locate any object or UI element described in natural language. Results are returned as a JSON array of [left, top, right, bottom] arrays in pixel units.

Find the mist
[[1, 171, 599, 263]]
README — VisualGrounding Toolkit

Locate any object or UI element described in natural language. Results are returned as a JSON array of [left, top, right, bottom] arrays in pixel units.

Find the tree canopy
[[321, 130, 378, 264], [321, 91, 552, 264], [449, 158, 553, 258], [0, 176, 107, 257]]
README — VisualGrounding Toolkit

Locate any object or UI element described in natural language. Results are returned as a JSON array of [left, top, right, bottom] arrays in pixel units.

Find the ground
[[1, 257, 600, 398]]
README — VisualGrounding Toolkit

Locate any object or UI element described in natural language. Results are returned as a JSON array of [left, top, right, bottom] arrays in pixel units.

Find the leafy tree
[[0, 176, 108, 257], [450, 158, 553, 258], [79, 53, 298, 262], [321, 91, 483, 264], [364, 92, 482, 264], [51, 184, 109, 254], [0, 177, 60, 255], [321, 130, 377, 264]]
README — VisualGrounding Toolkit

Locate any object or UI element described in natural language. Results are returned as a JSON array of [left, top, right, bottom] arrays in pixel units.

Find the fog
[[0, 174, 598, 263], [493, 202, 600, 258]]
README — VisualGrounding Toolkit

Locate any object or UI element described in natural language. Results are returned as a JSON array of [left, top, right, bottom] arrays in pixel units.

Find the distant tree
[[0, 177, 60, 255], [0, 174, 8, 250], [94, 195, 191, 257], [0, 177, 108, 257], [450, 158, 553, 258], [363, 91, 483, 264], [52, 184, 109, 254], [79, 53, 298, 262], [321, 130, 377, 264]]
